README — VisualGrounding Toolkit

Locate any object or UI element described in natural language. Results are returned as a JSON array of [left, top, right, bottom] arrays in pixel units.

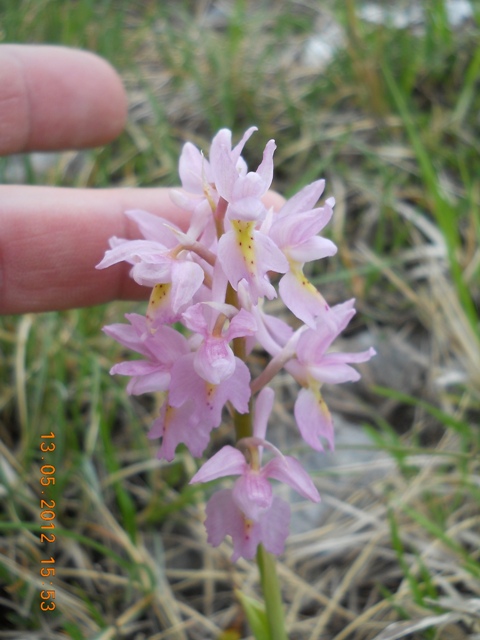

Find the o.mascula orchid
[[97, 127, 375, 562], [190, 388, 320, 561]]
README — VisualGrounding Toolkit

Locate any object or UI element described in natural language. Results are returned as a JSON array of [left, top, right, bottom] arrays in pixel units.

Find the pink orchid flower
[[190, 388, 320, 560], [182, 302, 257, 384], [148, 354, 251, 462], [96, 209, 207, 318], [168, 353, 251, 430], [103, 314, 189, 395], [217, 223, 288, 301], [268, 180, 338, 327], [250, 301, 375, 452], [287, 300, 376, 451]]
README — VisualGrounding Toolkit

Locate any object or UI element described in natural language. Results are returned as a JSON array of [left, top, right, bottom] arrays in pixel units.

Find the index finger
[[0, 44, 127, 155]]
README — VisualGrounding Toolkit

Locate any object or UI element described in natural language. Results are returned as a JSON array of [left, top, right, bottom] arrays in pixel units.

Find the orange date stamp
[[39, 432, 56, 612]]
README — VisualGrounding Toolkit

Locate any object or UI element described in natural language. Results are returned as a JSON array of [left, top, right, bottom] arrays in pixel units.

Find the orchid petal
[[125, 371, 171, 395], [204, 489, 261, 561], [258, 497, 290, 557], [254, 231, 289, 275], [110, 360, 162, 377], [190, 446, 247, 484], [130, 260, 172, 287], [170, 261, 205, 312], [149, 400, 208, 461], [225, 308, 257, 341], [279, 271, 329, 329], [125, 209, 179, 245], [179, 142, 212, 193], [227, 196, 266, 221], [205, 489, 289, 561], [308, 347, 376, 384], [102, 318, 150, 356], [294, 387, 335, 451], [288, 236, 338, 263], [231, 126, 257, 163], [255, 139, 276, 188], [263, 456, 321, 502], [194, 337, 236, 384], [96, 239, 166, 269], [232, 473, 273, 520], [277, 179, 325, 219]]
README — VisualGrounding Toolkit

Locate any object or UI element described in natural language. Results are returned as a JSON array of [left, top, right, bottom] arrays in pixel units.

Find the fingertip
[[0, 44, 128, 155], [263, 190, 286, 212]]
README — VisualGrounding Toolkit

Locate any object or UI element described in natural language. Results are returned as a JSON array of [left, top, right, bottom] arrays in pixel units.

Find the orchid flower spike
[[99, 126, 376, 561]]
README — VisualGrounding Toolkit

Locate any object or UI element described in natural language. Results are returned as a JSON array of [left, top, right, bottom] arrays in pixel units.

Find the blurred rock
[[302, 14, 344, 70], [358, 0, 473, 30]]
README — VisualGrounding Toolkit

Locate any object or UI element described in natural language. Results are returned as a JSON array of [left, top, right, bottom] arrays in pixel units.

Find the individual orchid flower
[[287, 300, 376, 451], [103, 314, 189, 395], [190, 388, 320, 560], [96, 209, 208, 322], [148, 354, 251, 462], [217, 222, 288, 301], [147, 395, 204, 462], [182, 301, 257, 384], [267, 180, 338, 327], [170, 141, 221, 250], [209, 127, 262, 216], [208, 128, 288, 300], [168, 353, 251, 430], [220, 137, 276, 223]]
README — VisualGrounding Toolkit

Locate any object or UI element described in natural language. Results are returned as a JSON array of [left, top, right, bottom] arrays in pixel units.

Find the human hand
[[0, 45, 284, 315], [0, 44, 194, 314]]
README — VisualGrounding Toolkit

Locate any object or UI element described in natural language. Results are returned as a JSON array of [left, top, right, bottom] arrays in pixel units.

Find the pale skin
[[0, 45, 284, 315]]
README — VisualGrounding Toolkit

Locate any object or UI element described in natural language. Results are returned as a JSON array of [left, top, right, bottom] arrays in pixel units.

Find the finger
[[0, 186, 189, 314], [0, 45, 127, 155], [0, 186, 285, 315]]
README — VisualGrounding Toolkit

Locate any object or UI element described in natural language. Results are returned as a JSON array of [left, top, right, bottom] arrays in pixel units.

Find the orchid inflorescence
[[97, 127, 375, 562]]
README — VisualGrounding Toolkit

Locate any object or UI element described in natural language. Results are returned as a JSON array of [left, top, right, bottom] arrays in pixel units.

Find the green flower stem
[[233, 401, 253, 440], [229, 276, 254, 440], [257, 544, 288, 640], [228, 283, 287, 638], [232, 334, 253, 440]]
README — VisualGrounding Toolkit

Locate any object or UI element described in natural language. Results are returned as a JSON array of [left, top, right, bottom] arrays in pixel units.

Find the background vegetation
[[0, 1, 479, 638]]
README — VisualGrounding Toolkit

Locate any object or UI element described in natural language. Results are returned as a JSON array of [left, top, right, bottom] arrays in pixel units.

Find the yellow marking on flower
[[204, 184, 217, 213], [232, 220, 256, 276], [200, 152, 217, 213], [243, 517, 254, 540], [164, 404, 175, 433], [313, 385, 328, 413], [290, 262, 329, 308], [205, 382, 216, 411], [307, 380, 332, 424], [291, 263, 319, 294], [146, 283, 170, 330]]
